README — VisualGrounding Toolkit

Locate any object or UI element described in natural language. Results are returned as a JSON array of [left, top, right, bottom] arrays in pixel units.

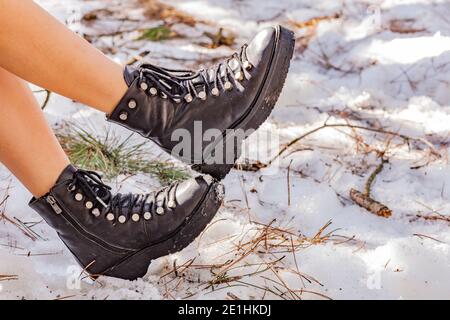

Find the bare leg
[[0, 0, 128, 114], [0, 67, 70, 197]]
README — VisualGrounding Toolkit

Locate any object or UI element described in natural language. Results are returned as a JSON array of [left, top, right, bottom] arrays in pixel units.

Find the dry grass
[[289, 13, 341, 29], [139, 0, 200, 26], [157, 219, 357, 300], [0, 183, 46, 242], [56, 123, 189, 185], [202, 28, 236, 49]]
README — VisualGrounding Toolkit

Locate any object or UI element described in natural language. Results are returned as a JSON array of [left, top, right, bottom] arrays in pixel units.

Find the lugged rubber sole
[[98, 182, 224, 280], [192, 25, 296, 180]]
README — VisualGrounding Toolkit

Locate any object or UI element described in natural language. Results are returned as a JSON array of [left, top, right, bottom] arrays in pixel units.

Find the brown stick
[[287, 159, 293, 206], [364, 159, 388, 196], [41, 90, 52, 110], [350, 189, 392, 218], [269, 122, 439, 165]]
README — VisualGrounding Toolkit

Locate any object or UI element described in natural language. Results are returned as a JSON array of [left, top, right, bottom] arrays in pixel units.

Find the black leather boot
[[29, 165, 224, 280], [107, 25, 295, 180]]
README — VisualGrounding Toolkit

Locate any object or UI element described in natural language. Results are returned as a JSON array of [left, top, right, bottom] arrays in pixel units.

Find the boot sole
[[192, 26, 296, 180], [98, 181, 224, 280]]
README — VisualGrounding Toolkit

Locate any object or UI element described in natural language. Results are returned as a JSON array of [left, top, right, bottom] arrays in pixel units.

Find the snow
[[1, 0, 450, 300]]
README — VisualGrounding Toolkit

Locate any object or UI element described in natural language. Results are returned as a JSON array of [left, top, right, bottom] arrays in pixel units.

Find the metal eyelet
[[106, 213, 115, 221], [140, 82, 149, 91], [67, 185, 76, 192], [184, 94, 193, 103], [91, 208, 101, 217], [150, 87, 158, 96], [85, 201, 93, 209], [235, 71, 244, 81], [119, 112, 128, 121], [167, 200, 176, 209], [224, 81, 233, 91], [132, 214, 140, 222], [161, 93, 168, 99], [75, 193, 83, 201], [243, 61, 252, 70], [128, 100, 137, 109], [198, 91, 207, 101], [144, 212, 152, 220], [118, 215, 126, 224], [211, 88, 220, 96], [156, 207, 165, 215]]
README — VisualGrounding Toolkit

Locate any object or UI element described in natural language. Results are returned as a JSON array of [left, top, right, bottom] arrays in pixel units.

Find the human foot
[[29, 165, 223, 280], [107, 25, 295, 180]]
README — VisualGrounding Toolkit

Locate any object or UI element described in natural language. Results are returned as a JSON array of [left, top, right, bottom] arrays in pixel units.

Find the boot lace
[[135, 44, 252, 103], [68, 170, 178, 223]]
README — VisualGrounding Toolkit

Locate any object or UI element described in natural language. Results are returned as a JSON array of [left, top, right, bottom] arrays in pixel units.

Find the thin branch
[[365, 158, 388, 196], [269, 121, 438, 165], [41, 90, 52, 110]]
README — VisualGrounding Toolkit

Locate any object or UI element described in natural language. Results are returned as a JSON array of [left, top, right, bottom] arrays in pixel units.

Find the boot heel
[[192, 163, 233, 180]]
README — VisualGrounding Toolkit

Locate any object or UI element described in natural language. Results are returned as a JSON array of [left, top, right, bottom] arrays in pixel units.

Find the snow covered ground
[[1, 0, 450, 300]]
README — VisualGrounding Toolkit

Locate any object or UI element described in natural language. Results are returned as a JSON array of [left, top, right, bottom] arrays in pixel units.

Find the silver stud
[[140, 82, 149, 91], [198, 91, 207, 100], [91, 208, 101, 217], [150, 87, 158, 96], [211, 88, 220, 96], [106, 213, 115, 221], [168, 200, 176, 209], [224, 81, 233, 91], [85, 201, 93, 209], [75, 193, 83, 201], [132, 214, 140, 222], [128, 99, 137, 109], [156, 207, 165, 215], [184, 94, 193, 103], [144, 212, 152, 220], [235, 71, 244, 81], [119, 112, 128, 121], [118, 215, 126, 224], [243, 61, 252, 70]]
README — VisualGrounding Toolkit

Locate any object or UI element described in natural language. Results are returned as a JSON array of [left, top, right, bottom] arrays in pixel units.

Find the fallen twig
[[350, 189, 392, 218], [408, 213, 450, 224], [269, 121, 440, 165], [350, 158, 392, 218], [365, 159, 388, 196], [0, 274, 18, 281], [203, 28, 235, 49], [413, 233, 446, 244], [1, 212, 38, 241], [234, 160, 268, 172], [32, 89, 52, 110], [287, 159, 293, 206], [41, 90, 52, 110], [126, 50, 151, 65]]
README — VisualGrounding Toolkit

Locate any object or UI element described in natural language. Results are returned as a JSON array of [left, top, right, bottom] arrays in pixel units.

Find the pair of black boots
[[30, 26, 295, 280]]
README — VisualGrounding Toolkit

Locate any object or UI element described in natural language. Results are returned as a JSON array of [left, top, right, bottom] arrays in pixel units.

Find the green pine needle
[[56, 125, 189, 185]]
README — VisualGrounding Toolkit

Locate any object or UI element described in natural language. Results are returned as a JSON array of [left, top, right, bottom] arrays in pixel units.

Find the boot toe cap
[[175, 175, 223, 211], [246, 26, 278, 66]]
